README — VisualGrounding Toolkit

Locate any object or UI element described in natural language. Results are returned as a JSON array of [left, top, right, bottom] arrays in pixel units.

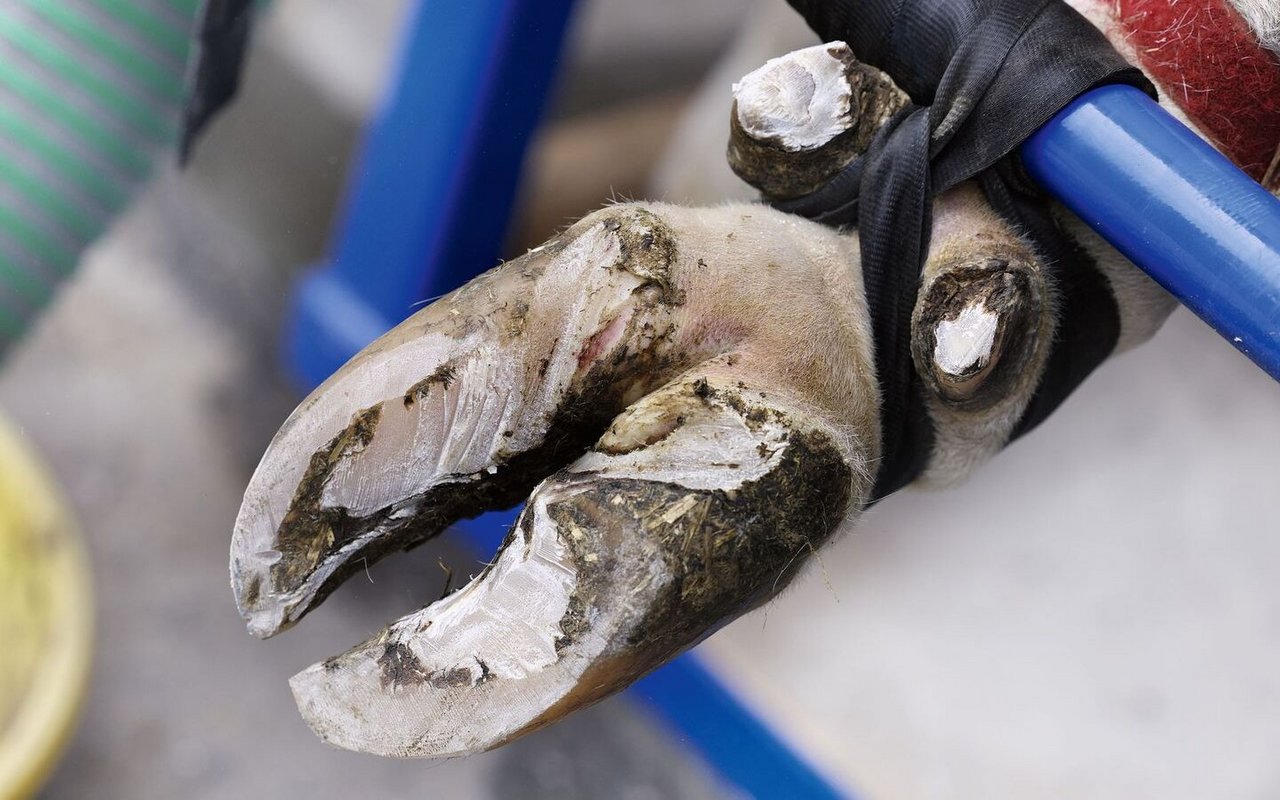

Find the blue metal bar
[[633, 649, 849, 799], [1022, 84, 1280, 380], [286, 0, 577, 386]]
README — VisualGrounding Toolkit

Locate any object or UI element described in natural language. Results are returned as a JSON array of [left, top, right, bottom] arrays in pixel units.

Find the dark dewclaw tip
[[912, 253, 1046, 409], [728, 41, 909, 199]]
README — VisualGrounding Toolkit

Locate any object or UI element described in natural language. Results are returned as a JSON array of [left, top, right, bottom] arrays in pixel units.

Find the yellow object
[[0, 411, 92, 799]]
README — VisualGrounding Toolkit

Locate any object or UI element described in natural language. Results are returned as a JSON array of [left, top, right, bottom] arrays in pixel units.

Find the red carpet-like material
[[1120, 0, 1280, 189]]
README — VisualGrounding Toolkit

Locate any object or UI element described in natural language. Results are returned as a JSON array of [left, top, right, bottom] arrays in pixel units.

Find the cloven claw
[[233, 200, 895, 755], [233, 185, 1055, 754], [290, 373, 858, 756], [232, 19, 1198, 754]]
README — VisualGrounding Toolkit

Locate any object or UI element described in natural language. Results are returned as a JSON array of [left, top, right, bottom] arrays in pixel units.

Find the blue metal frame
[[1023, 85, 1280, 379], [632, 646, 847, 799], [287, 0, 578, 386]]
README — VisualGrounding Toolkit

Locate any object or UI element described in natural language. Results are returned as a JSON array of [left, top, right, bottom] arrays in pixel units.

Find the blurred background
[[1, 0, 1279, 798]]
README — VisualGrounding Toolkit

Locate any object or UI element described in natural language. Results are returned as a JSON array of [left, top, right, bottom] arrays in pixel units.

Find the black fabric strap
[[776, 0, 1154, 500], [180, 0, 255, 163]]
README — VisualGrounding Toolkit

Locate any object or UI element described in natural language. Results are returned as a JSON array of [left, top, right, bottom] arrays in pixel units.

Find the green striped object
[[0, 0, 199, 354]]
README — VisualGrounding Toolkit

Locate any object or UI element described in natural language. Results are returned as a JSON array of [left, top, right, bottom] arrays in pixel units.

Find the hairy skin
[[232, 0, 1277, 758]]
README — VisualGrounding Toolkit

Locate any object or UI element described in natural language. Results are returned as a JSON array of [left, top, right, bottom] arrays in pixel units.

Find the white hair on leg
[[1229, 0, 1280, 53]]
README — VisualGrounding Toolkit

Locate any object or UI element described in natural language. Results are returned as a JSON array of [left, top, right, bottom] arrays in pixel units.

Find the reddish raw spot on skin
[[577, 313, 630, 370], [1119, 0, 1280, 188]]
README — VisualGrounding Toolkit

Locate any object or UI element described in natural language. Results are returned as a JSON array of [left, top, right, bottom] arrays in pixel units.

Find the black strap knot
[[774, 0, 1154, 500]]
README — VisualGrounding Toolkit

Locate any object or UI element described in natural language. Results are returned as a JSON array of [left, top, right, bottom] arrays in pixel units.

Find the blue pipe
[[1021, 84, 1280, 380], [287, 0, 577, 387]]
